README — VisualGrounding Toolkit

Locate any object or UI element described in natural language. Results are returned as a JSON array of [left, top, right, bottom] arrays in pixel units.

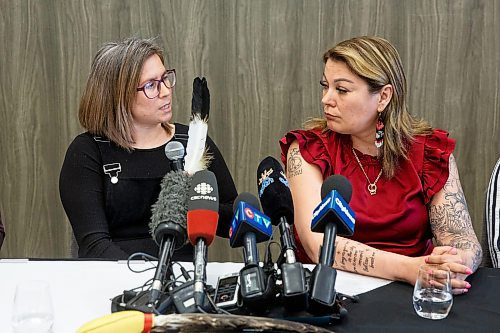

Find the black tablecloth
[[333, 267, 500, 333]]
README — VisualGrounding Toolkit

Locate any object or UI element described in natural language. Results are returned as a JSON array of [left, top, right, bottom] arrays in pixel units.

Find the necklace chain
[[351, 148, 383, 195]]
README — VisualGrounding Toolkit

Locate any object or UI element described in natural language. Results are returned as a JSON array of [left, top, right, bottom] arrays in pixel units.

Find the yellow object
[[76, 311, 154, 333]]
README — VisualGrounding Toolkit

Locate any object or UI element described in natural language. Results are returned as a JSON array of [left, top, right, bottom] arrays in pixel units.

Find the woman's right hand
[[424, 245, 473, 294]]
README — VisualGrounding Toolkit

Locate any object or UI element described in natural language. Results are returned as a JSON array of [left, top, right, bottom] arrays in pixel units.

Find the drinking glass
[[11, 280, 54, 333], [413, 264, 453, 320]]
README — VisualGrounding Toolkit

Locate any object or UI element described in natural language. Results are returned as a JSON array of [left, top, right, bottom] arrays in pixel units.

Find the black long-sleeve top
[[59, 123, 237, 260]]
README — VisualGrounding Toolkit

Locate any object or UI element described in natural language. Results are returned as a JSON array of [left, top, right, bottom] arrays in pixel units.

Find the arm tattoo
[[335, 240, 377, 273], [429, 155, 482, 269], [287, 148, 303, 178]]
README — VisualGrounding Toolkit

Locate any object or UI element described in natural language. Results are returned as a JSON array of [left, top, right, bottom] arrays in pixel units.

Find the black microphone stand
[[238, 232, 277, 314], [309, 223, 339, 315], [276, 217, 308, 312]]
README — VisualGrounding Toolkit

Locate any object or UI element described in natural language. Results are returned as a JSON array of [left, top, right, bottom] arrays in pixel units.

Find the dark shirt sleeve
[[59, 134, 130, 259], [206, 135, 238, 238]]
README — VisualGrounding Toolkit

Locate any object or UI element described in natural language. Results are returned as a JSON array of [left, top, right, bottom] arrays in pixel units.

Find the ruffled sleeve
[[418, 129, 456, 204], [279, 129, 333, 177]]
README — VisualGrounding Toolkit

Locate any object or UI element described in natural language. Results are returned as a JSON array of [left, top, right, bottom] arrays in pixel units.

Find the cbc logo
[[194, 182, 213, 195]]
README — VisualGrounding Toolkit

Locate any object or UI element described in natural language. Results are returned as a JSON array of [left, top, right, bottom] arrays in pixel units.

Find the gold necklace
[[351, 147, 383, 195]]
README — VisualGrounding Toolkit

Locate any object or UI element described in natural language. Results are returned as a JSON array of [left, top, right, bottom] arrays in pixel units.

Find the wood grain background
[[0, 0, 498, 263]]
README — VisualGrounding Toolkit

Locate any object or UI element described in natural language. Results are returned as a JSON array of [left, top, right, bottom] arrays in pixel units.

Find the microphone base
[[221, 293, 350, 325], [239, 265, 267, 301], [171, 280, 211, 313], [309, 264, 338, 315], [239, 264, 276, 313], [281, 262, 308, 311], [111, 290, 170, 314]]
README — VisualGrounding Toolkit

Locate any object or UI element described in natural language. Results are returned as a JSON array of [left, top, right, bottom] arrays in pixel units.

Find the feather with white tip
[[184, 114, 209, 175], [184, 77, 212, 175]]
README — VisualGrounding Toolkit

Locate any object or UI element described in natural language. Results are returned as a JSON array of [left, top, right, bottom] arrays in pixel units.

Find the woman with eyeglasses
[[60, 37, 237, 260], [280, 36, 482, 294]]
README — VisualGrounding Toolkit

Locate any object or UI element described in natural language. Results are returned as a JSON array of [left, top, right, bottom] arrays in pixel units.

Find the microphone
[[186, 170, 219, 308], [257, 156, 308, 311], [308, 175, 355, 315], [229, 192, 274, 306], [165, 141, 185, 171], [148, 170, 190, 306]]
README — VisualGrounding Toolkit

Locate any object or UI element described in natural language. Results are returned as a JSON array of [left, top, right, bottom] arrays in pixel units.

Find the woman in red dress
[[280, 36, 481, 294]]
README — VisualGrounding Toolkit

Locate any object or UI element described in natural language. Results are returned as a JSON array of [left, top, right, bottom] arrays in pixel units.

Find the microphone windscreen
[[232, 192, 260, 213], [149, 170, 190, 246], [187, 170, 219, 246], [165, 141, 185, 161], [257, 156, 294, 225], [321, 175, 352, 203]]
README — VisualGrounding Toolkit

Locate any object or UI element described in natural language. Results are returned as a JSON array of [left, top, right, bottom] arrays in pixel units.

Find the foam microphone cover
[[187, 170, 219, 246], [256, 156, 294, 225], [321, 174, 353, 203], [149, 170, 190, 247], [232, 192, 261, 213]]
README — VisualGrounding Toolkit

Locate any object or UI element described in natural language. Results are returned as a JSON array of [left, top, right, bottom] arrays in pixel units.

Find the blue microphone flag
[[311, 190, 355, 236], [229, 201, 273, 248]]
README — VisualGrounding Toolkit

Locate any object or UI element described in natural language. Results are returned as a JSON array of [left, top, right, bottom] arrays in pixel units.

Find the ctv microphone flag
[[229, 193, 274, 304], [229, 198, 272, 249]]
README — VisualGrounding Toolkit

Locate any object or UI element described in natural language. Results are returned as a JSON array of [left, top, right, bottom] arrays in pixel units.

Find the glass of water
[[413, 264, 453, 320], [11, 280, 54, 333]]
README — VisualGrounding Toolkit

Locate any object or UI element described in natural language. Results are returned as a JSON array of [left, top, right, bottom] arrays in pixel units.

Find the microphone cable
[[126, 252, 158, 273]]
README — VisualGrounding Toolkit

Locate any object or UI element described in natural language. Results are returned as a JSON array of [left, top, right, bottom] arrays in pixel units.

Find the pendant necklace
[[352, 147, 383, 195]]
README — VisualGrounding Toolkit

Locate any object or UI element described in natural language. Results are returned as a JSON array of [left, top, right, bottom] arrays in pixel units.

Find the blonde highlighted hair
[[79, 37, 172, 149], [306, 36, 432, 178]]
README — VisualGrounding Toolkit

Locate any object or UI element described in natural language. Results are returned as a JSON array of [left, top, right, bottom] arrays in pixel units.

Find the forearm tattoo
[[429, 155, 482, 269], [334, 240, 376, 273], [287, 148, 303, 178]]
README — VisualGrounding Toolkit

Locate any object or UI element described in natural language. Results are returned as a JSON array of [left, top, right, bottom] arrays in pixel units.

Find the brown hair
[[306, 36, 433, 178], [78, 37, 172, 149]]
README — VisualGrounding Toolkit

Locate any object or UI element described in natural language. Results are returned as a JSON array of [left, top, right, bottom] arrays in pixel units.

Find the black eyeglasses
[[137, 69, 176, 99]]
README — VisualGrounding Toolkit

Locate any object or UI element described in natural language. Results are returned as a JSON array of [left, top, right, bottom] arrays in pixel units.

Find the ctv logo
[[244, 207, 254, 219]]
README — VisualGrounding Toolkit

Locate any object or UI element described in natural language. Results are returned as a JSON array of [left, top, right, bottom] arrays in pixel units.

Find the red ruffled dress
[[280, 129, 455, 264]]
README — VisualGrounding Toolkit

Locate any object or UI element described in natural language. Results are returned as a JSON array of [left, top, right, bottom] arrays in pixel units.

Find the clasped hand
[[424, 245, 473, 295]]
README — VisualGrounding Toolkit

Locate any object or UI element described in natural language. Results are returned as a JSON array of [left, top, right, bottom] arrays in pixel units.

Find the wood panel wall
[[1, 0, 498, 263]]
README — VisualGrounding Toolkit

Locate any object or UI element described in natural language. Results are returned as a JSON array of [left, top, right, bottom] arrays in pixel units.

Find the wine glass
[[413, 264, 453, 320], [11, 280, 54, 333]]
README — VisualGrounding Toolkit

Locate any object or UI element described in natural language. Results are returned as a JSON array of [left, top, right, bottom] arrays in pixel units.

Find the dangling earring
[[375, 113, 384, 148]]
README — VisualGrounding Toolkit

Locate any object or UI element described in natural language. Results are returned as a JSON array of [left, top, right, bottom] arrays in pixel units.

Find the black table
[[333, 267, 500, 333]]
